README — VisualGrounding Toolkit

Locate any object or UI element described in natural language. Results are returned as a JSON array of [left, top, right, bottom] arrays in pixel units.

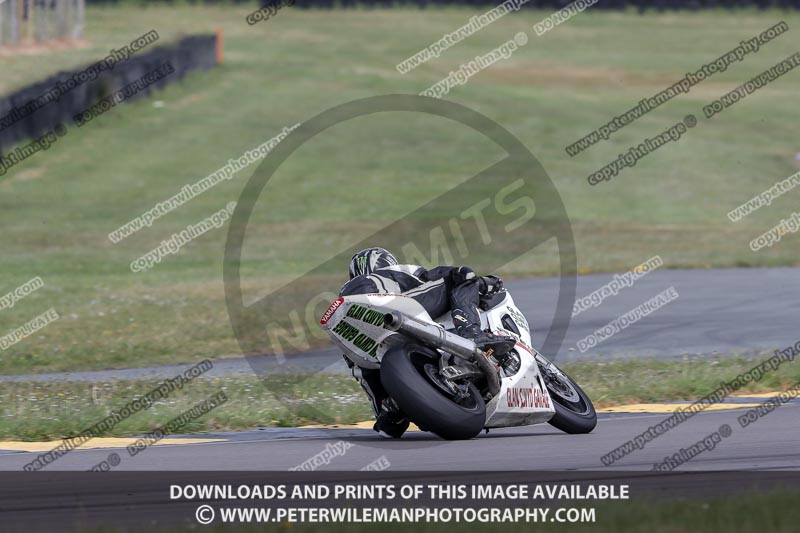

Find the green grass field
[[2, 354, 796, 441], [1, 6, 799, 374]]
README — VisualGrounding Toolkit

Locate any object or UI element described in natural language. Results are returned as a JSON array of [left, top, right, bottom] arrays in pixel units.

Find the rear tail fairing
[[320, 293, 431, 369]]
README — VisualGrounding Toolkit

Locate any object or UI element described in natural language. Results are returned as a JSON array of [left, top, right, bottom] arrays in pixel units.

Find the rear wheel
[[380, 342, 485, 440], [537, 357, 597, 434]]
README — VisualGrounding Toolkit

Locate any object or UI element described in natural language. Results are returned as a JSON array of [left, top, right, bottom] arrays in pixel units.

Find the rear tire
[[381, 342, 486, 440]]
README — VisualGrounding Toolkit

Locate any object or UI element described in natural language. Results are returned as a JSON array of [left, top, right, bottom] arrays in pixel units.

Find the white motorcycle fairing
[[320, 292, 555, 429]]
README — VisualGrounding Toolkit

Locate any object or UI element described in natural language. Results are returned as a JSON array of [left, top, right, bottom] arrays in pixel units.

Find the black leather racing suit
[[339, 264, 485, 417]]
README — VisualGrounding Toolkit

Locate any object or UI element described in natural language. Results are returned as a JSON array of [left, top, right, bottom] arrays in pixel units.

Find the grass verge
[[1, 353, 796, 441]]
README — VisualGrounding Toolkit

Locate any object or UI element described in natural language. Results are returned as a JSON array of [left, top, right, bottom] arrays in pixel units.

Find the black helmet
[[349, 247, 398, 279]]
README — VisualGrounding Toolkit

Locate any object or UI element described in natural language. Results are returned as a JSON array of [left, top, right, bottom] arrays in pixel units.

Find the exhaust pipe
[[383, 311, 501, 397], [383, 312, 476, 360]]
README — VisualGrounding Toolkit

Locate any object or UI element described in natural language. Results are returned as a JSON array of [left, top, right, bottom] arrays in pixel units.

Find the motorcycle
[[319, 285, 596, 440]]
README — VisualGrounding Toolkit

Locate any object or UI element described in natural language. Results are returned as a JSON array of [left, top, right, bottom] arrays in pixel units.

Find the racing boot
[[373, 398, 409, 439], [452, 308, 516, 359]]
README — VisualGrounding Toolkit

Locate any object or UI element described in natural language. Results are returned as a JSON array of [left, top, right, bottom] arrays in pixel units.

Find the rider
[[339, 247, 514, 438]]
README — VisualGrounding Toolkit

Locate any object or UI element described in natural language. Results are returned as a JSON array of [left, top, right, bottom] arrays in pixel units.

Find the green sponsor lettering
[[332, 320, 360, 342], [352, 333, 377, 357], [346, 304, 367, 320], [362, 309, 385, 326]]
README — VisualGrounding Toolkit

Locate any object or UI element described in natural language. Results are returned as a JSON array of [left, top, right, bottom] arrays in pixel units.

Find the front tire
[[537, 358, 597, 434], [380, 342, 486, 440]]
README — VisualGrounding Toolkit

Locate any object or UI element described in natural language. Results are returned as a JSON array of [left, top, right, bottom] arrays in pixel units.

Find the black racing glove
[[480, 275, 504, 295], [449, 266, 476, 286]]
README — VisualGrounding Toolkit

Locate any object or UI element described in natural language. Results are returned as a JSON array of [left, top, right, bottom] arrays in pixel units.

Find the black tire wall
[[0, 34, 217, 155]]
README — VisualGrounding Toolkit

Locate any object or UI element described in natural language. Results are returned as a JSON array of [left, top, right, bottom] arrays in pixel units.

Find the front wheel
[[380, 342, 486, 440], [537, 357, 597, 434]]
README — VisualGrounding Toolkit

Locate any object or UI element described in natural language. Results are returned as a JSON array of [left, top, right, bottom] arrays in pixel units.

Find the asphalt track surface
[[1, 267, 797, 383], [1, 399, 798, 471], [2, 401, 799, 532], [2, 398, 800, 530], [0, 268, 797, 470]]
